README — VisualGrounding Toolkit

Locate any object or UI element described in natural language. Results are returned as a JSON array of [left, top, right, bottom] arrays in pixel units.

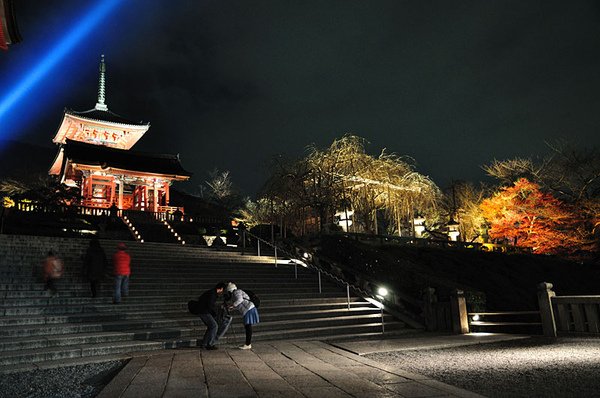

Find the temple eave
[[69, 164, 191, 182], [52, 113, 149, 150]]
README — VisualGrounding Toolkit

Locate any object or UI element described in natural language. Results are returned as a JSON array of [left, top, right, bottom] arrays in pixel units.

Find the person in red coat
[[112, 242, 131, 304], [43, 250, 64, 297]]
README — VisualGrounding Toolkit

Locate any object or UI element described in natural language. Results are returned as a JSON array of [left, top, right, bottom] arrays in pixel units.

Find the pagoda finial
[[95, 54, 108, 111]]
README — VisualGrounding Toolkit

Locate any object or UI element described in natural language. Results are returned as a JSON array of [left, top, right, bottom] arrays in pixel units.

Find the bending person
[[197, 282, 226, 350], [227, 282, 260, 350]]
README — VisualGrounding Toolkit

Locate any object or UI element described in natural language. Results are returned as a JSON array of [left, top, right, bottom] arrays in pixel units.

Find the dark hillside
[[314, 235, 600, 311], [0, 140, 55, 182]]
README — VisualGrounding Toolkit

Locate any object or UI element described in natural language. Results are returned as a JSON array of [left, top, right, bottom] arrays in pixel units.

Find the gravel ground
[[0, 360, 126, 398], [366, 337, 600, 398]]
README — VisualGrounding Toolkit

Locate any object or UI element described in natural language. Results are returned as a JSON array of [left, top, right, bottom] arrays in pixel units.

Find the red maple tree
[[480, 178, 580, 254]]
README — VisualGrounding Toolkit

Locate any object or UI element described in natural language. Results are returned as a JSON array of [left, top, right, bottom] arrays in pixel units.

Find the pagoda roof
[[50, 139, 192, 179], [52, 109, 150, 150], [65, 108, 149, 127]]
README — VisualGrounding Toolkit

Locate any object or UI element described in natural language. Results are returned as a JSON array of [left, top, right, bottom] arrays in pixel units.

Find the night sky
[[2, 1, 600, 196]]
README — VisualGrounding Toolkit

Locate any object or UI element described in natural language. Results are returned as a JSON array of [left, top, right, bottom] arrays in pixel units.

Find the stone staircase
[[122, 211, 180, 244], [0, 234, 408, 372]]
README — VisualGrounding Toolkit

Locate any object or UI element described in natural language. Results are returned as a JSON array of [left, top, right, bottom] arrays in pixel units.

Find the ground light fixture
[[472, 314, 480, 322], [374, 288, 388, 333], [303, 252, 310, 259]]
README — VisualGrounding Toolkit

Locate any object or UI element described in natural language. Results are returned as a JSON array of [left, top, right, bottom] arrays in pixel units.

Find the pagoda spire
[[95, 54, 108, 111]]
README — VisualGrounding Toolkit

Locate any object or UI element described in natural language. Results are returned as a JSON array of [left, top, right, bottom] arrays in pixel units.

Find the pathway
[[98, 340, 485, 398]]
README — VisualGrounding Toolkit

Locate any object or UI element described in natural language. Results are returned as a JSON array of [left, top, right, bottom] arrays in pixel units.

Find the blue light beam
[[0, 0, 122, 137]]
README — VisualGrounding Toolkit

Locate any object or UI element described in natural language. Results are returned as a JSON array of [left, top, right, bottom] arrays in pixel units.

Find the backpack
[[243, 289, 260, 308], [187, 299, 201, 315]]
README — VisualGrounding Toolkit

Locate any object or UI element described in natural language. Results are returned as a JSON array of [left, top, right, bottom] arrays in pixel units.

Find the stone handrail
[[242, 230, 425, 329], [338, 231, 532, 254], [538, 282, 600, 336]]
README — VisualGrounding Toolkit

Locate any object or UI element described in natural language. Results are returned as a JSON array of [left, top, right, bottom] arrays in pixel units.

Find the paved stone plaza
[[97, 340, 485, 398]]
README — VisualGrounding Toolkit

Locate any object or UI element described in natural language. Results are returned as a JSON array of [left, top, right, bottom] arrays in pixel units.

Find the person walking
[[112, 242, 131, 304], [43, 250, 64, 297], [83, 238, 107, 298], [196, 282, 227, 350], [227, 282, 259, 350]]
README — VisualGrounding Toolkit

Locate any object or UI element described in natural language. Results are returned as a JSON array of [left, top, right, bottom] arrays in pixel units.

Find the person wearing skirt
[[227, 282, 260, 349]]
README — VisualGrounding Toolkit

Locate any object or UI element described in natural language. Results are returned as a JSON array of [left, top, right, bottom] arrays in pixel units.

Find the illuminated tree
[[0, 176, 78, 207], [484, 143, 600, 252], [260, 135, 441, 235], [443, 181, 489, 242], [480, 178, 580, 254]]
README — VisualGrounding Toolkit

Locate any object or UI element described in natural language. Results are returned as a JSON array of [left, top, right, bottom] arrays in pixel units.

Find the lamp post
[[376, 287, 388, 333]]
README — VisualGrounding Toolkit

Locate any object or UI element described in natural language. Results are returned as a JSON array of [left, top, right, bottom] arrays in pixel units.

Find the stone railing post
[[537, 282, 557, 337], [241, 230, 246, 255], [450, 289, 469, 334], [422, 287, 437, 331]]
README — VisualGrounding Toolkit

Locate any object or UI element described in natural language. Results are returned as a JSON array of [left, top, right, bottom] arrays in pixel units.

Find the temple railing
[[9, 200, 186, 219], [81, 199, 111, 209], [154, 207, 185, 221]]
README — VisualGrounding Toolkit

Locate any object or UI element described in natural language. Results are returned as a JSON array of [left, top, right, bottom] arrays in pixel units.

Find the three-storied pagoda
[[49, 56, 192, 212]]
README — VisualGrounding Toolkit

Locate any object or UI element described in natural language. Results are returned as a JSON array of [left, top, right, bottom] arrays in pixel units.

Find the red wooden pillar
[[87, 176, 93, 203], [163, 182, 170, 206], [109, 178, 116, 205]]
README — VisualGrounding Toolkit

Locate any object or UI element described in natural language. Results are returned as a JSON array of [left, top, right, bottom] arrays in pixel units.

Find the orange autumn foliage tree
[[480, 178, 580, 254]]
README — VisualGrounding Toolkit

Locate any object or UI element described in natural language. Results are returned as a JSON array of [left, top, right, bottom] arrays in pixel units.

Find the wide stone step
[[0, 318, 404, 365], [0, 310, 393, 339], [0, 317, 204, 338], [0, 292, 350, 309], [0, 305, 381, 327], [0, 287, 339, 301], [0, 298, 368, 316], [0, 283, 324, 295], [0, 306, 385, 351], [0, 328, 189, 352], [0, 296, 366, 314], [0, 340, 166, 366]]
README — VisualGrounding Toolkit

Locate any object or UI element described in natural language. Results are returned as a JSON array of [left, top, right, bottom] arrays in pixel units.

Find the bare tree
[[206, 169, 233, 200]]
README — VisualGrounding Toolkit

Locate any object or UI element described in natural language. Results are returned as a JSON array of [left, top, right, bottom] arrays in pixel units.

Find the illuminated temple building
[[49, 56, 192, 212]]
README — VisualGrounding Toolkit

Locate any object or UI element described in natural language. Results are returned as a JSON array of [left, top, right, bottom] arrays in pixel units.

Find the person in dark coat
[[197, 282, 227, 350], [83, 238, 108, 298]]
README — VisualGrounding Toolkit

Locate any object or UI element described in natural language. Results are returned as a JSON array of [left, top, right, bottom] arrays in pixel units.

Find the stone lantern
[[447, 218, 460, 241], [334, 209, 354, 232], [413, 214, 426, 238]]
